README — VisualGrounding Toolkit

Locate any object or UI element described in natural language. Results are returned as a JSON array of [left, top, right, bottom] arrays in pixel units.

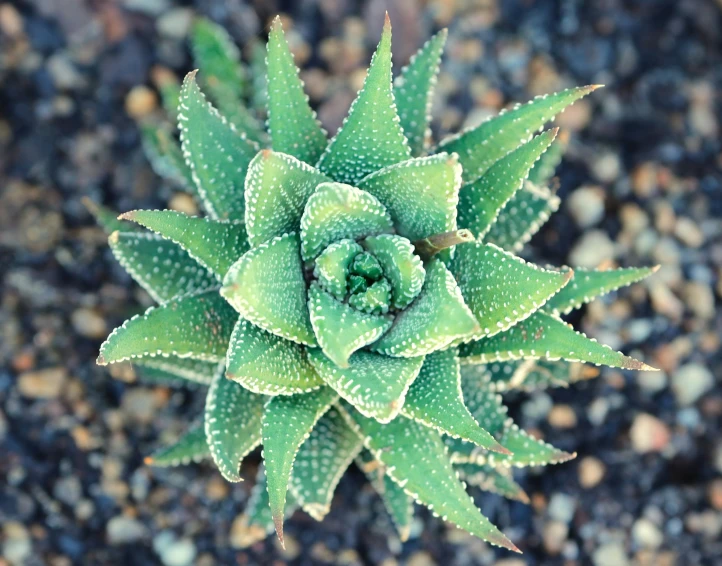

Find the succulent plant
[[90, 15, 658, 552]]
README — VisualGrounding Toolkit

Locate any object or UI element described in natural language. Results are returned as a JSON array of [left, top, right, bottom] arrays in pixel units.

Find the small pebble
[[543, 520, 568, 554], [17, 367, 67, 399], [708, 479, 722, 511], [106, 516, 147, 545], [578, 456, 606, 488], [593, 542, 629, 566], [671, 363, 714, 406], [156, 8, 193, 39], [125, 85, 158, 119], [567, 186, 605, 228], [548, 404, 577, 429], [71, 307, 107, 339], [569, 230, 616, 268], [632, 518, 663, 549], [630, 413, 670, 453]]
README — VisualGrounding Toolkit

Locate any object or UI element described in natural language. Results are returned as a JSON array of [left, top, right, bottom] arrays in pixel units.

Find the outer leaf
[[358, 153, 461, 243], [316, 16, 411, 184], [459, 310, 654, 370], [133, 355, 218, 387], [300, 182, 393, 260], [307, 350, 424, 423], [393, 29, 447, 156], [226, 318, 323, 395], [544, 266, 659, 316], [308, 283, 393, 368], [341, 407, 519, 552], [83, 198, 138, 234], [146, 422, 209, 467], [484, 183, 560, 252], [455, 463, 529, 503], [178, 72, 258, 221], [221, 233, 316, 346], [401, 349, 508, 454], [244, 150, 330, 246], [109, 231, 217, 303], [249, 40, 268, 116], [372, 259, 479, 357], [140, 124, 196, 192], [262, 387, 338, 543], [459, 360, 587, 393], [521, 360, 585, 391], [357, 449, 414, 541], [437, 85, 600, 183], [290, 406, 363, 520], [458, 130, 557, 240], [362, 235, 425, 309], [119, 210, 248, 279], [266, 18, 328, 164], [314, 239, 363, 300], [205, 365, 265, 482], [97, 290, 236, 365], [451, 242, 571, 339]]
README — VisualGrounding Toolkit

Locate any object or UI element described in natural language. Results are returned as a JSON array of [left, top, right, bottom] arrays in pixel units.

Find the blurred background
[[1, 0, 720, 564]]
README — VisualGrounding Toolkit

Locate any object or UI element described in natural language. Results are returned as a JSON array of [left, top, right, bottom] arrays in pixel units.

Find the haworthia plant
[[90, 14, 659, 553]]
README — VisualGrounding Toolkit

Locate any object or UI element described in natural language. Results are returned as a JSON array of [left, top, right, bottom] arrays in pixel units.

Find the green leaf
[[393, 29, 447, 156], [484, 183, 560, 252], [372, 259, 479, 357], [459, 310, 654, 370], [341, 407, 518, 552], [307, 350, 424, 423], [119, 210, 248, 279], [358, 153, 462, 243], [308, 283, 392, 368], [156, 74, 181, 120], [300, 182, 393, 261], [244, 150, 330, 246], [437, 85, 600, 183], [362, 235, 425, 309], [133, 355, 218, 387], [527, 132, 568, 186], [357, 449, 414, 541], [98, 290, 236, 365], [221, 233, 316, 346], [401, 349, 508, 454], [458, 129, 558, 240], [290, 406, 363, 520], [83, 198, 138, 234], [140, 124, 196, 192], [178, 71, 258, 221], [520, 360, 585, 391], [544, 266, 659, 316], [146, 422, 209, 467], [348, 279, 392, 315], [249, 40, 268, 116], [266, 17, 328, 164], [316, 16, 410, 184], [262, 387, 337, 543], [205, 365, 265, 482], [455, 463, 529, 503], [226, 317, 323, 395], [314, 239, 363, 300], [109, 231, 217, 303], [451, 242, 571, 339]]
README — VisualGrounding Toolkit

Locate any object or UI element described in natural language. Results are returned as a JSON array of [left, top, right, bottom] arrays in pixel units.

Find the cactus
[[90, 15, 658, 552]]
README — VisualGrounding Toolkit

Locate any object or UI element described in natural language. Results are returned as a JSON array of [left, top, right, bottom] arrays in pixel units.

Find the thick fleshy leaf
[[451, 242, 571, 339], [226, 317, 323, 395], [109, 231, 217, 303], [357, 449, 414, 541], [455, 463, 529, 503], [544, 266, 659, 316], [249, 40, 268, 116], [178, 72, 258, 221], [402, 349, 508, 454], [459, 310, 654, 370], [437, 85, 600, 183], [221, 233, 316, 346], [528, 132, 568, 186], [314, 239, 363, 300], [307, 350, 424, 423], [266, 18, 328, 164], [119, 210, 248, 279], [358, 153, 461, 242], [133, 355, 217, 387], [362, 235, 425, 309], [308, 283, 393, 368], [140, 124, 196, 192], [146, 422, 209, 467], [459, 359, 587, 393], [244, 150, 330, 246], [348, 279, 392, 315], [341, 407, 518, 552], [484, 183, 560, 252], [262, 387, 337, 543], [372, 259, 479, 357], [316, 16, 410, 184], [83, 198, 138, 234], [458, 129, 557, 240], [98, 290, 236, 365], [300, 182, 393, 260], [393, 29, 447, 156], [205, 365, 265, 482], [290, 406, 363, 520]]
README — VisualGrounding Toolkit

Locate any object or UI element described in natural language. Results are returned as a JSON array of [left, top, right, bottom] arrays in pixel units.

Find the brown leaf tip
[[384, 11, 391, 30], [273, 514, 285, 549], [117, 210, 137, 221], [108, 231, 120, 245]]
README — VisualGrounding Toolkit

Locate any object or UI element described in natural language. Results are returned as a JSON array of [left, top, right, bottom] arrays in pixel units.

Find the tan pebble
[[548, 404, 577, 429], [309, 542, 336, 562], [18, 367, 67, 399], [631, 162, 658, 197], [653, 201, 676, 234], [71, 307, 107, 339], [542, 520, 568, 554], [169, 193, 198, 216], [630, 413, 670, 453], [0, 4, 24, 38], [407, 551, 436, 566], [205, 476, 229, 501], [125, 85, 157, 119], [683, 281, 715, 320], [674, 217, 704, 248], [708, 479, 722, 510], [578, 456, 606, 488]]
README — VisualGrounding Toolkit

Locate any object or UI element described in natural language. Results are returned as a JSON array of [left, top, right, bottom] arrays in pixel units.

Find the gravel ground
[[1, 1, 721, 565]]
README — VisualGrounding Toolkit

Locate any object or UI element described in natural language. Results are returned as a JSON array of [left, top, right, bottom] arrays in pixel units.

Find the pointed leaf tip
[[273, 514, 285, 548], [384, 11, 391, 29]]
